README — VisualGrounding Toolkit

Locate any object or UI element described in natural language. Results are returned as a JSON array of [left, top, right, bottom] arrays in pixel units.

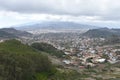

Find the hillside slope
[[0, 28, 32, 37], [0, 30, 17, 39], [83, 28, 120, 38], [0, 39, 54, 80]]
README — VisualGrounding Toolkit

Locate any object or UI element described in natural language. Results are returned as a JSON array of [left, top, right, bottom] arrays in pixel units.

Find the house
[[96, 58, 106, 63], [63, 60, 71, 65], [0, 40, 4, 43]]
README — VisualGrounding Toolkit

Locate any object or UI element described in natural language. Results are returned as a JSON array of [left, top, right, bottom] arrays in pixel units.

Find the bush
[[31, 43, 64, 58]]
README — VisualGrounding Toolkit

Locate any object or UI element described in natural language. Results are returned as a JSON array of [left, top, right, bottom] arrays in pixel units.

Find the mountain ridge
[[14, 21, 100, 34], [0, 28, 32, 39], [82, 28, 120, 38]]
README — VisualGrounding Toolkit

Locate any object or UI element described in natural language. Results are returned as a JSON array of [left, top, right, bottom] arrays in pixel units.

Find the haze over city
[[0, 0, 120, 28]]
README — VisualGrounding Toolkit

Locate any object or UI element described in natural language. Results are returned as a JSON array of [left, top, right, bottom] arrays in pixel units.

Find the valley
[[0, 26, 120, 80]]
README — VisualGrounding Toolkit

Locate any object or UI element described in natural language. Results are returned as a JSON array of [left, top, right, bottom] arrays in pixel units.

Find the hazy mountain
[[14, 21, 99, 34], [0, 30, 17, 39], [83, 28, 120, 38], [0, 28, 32, 39], [0, 28, 32, 37]]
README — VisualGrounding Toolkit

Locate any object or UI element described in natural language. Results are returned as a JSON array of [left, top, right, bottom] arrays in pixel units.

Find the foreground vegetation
[[0, 40, 55, 80]]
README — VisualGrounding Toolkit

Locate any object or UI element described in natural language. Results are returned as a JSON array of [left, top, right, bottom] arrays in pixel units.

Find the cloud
[[0, 0, 102, 14], [0, 0, 120, 18], [0, 0, 120, 28]]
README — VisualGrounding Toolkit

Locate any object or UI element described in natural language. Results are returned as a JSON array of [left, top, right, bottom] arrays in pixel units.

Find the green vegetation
[[50, 69, 82, 80], [31, 43, 64, 58], [0, 39, 54, 80]]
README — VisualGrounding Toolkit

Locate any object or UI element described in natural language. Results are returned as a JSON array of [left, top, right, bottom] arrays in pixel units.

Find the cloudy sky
[[0, 0, 120, 28]]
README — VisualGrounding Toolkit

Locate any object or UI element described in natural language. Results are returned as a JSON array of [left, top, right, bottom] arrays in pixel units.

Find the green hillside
[[0, 39, 36, 54], [0, 39, 54, 80], [31, 42, 64, 58]]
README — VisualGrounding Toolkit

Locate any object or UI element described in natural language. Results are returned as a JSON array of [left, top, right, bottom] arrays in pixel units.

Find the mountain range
[[1, 21, 120, 39], [14, 21, 99, 34]]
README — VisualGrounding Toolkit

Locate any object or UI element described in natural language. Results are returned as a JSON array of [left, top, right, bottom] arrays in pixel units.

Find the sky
[[0, 0, 120, 28]]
